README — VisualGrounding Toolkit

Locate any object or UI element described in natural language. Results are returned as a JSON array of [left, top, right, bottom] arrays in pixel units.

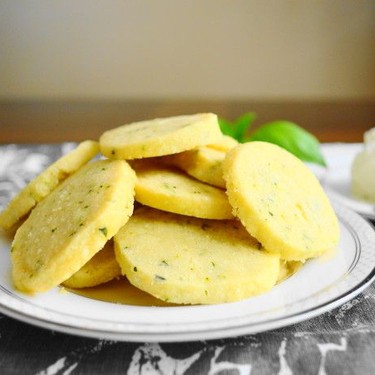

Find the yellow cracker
[[207, 135, 239, 152], [11, 159, 136, 294], [114, 207, 280, 305], [0, 140, 99, 231], [99, 113, 222, 160], [223, 142, 339, 261], [132, 162, 233, 219], [166, 147, 226, 188], [62, 241, 121, 289], [277, 260, 303, 283]]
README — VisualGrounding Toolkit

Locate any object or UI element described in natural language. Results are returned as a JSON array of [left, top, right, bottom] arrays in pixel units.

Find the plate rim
[[0, 201, 374, 342], [325, 186, 375, 220]]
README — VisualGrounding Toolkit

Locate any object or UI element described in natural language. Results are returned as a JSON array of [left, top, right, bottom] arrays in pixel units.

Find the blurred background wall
[[1, 0, 374, 101]]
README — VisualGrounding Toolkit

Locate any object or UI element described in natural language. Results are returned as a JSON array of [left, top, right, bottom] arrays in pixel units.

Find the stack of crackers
[[0, 113, 340, 304]]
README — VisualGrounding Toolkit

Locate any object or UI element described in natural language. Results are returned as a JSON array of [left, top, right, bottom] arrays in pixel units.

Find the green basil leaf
[[219, 112, 256, 142], [232, 112, 257, 142], [248, 120, 326, 167], [218, 118, 236, 138]]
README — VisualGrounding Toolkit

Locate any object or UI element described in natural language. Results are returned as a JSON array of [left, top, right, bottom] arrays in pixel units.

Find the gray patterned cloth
[[0, 144, 374, 375]]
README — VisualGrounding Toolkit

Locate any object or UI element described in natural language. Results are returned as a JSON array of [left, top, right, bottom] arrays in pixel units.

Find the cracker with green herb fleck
[[277, 260, 303, 283], [223, 141, 339, 261], [0, 140, 100, 231], [62, 241, 121, 289], [207, 135, 239, 152], [132, 161, 233, 219], [11, 159, 136, 294], [165, 146, 227, 188], [99, 113, 222, 160], [114, 207, 280, 305]]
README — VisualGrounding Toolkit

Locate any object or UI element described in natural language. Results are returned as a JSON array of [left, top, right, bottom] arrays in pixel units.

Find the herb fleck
[[99, 227, 108, 237], [201, 223, 211, 231], [163, 182, 177, 191], [35, 259, 43, 270], [155, 275, 166, 282]]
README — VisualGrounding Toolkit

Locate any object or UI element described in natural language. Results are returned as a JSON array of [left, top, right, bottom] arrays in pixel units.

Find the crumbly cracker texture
[[11, 159, 136, 294], [132, 161, 233, 219], [114, 207, 280, 305], [62, 241, 121, 289], [165, 147, 227, 188], [99, 113, 222, 159], [223, 141, 339, 261], [0, 140, 99, 231]]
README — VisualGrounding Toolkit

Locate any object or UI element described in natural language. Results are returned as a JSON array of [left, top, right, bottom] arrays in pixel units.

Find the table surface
[[0, 100, 375, 374], [1, 99, 375, 144]]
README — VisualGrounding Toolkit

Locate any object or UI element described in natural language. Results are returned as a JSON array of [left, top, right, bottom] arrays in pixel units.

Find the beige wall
[[1, 0, 374, 100]]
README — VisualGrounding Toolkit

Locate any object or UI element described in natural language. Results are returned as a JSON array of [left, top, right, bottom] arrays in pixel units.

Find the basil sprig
[[219, 114, 326, 167], [218, 112, 256, 143]]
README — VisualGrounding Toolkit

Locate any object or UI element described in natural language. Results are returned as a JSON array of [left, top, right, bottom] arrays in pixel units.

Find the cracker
[[132, 162, 233, 219], [11, 159, 136, 294], [62, 241, 121, 289], [99, 113, 222, 160], [277, 260, 303, 283], [207, 135, 239, 152], [223, 142, 339, 261], [0, 140, 99, 231], [165, 147, 227, 188], [114, 207, 280, 305]]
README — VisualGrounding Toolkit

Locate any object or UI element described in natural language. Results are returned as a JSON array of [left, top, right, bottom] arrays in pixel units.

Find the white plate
[[321, 143, 375, 220], [0, 202, 374, 342]]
